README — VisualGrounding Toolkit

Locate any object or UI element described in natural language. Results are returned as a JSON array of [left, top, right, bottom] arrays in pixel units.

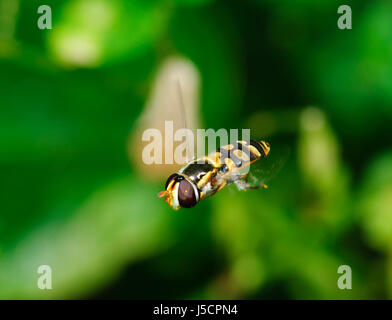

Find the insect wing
[[246, 144, 290, 187]]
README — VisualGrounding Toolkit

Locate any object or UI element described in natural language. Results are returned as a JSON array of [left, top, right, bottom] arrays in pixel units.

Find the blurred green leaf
[[298, 108, 351, 232], [359, 151, 392, 251], [48, 0, 171, 67], [0, 176, 173, 299], [210, 185, 362, 299]]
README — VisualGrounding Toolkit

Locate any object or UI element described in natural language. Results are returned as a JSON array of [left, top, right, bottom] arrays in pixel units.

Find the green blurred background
[[1, 0, 392, 299]]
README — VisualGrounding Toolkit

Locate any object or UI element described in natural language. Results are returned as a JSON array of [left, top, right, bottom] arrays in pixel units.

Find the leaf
[[359, 151, 392, 251], [0, 177, 173, 299], [48, 0, 171, 67]]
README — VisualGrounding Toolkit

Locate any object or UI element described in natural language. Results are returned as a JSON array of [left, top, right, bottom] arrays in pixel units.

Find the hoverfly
[[158, 139, 270, 210]]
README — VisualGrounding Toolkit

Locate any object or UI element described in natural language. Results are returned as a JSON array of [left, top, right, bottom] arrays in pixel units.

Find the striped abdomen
[[180, 140, 270, 188], [206, 140, 270, 173]]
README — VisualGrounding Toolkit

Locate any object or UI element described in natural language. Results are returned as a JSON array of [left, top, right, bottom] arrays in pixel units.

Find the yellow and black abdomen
[[209, 140, 270, 173], [181, 140, 270, 185], [177, 140, 270, 202]]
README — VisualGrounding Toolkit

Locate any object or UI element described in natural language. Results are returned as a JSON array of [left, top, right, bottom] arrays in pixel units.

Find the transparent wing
[[246, 144, 291, 187]]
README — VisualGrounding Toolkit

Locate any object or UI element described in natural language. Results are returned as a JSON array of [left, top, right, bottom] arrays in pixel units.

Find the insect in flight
[[158, 140, 271, 210]]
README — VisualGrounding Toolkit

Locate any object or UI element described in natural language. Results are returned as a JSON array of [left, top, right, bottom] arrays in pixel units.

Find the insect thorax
[[178, 140, 266, 188]]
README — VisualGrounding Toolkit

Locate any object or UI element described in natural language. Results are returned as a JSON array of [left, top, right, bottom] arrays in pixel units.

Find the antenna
[[176, 78, 194, 161], [176, 78, 188, 131]]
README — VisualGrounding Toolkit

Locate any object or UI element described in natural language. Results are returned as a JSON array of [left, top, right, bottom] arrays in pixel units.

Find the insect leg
[[234, 176, 268, 191]]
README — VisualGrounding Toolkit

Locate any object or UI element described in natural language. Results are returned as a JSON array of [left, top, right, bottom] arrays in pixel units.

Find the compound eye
[[165, 173, 179, 190], [178, 180, 197, 208]]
